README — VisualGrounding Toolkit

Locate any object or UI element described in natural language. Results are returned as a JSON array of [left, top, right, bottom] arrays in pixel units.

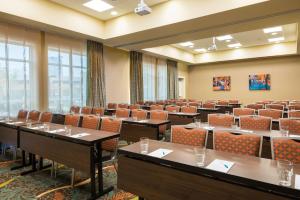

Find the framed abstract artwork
[[249, 74, 271, 90], [213, 76, 231, 91]]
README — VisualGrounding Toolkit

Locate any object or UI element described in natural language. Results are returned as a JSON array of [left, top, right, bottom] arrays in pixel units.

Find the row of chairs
[[233, 108, 300, 119], [247, 103, 300, 111], [170, 126, 300, 163]]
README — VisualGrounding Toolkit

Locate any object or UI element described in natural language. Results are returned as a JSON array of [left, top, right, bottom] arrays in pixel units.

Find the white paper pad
[[203, 126, 214, 131], [295, 175, 300, 189], [70, 133, 90, 138], [289, 134, 300, 138], [7, 121, 23, 125], [206, 159, 234, 173], [238, 129, 254, 133], [48, 129, 65, 133], [30, 126, 45, 130], [148, 148, 173, 158]]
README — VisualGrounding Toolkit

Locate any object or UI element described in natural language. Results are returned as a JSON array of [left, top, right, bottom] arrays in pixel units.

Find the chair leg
[[71, 169, 75, 187]]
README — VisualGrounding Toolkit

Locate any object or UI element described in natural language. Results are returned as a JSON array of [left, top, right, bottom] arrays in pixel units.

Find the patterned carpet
[[0, 153, 137, 200]]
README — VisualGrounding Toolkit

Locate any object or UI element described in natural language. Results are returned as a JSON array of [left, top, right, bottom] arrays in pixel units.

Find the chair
[[233, 108, 255, 117], [189, 102, 201, 107], [246, 104, 264, 111], [288, 105, 300, 111], [28, 110, 41, 121], [217, 100, 229, 106], [202, 103, 215, 109], [279, 118, 300, 134], [107, 103, 117, 109], [17, 109, 28, 119], [39, 112, 53, 123], [136, 101, 144, 105], [131, 109, 147, 120], [150, 110, 168, 135], [181, 106, 197, 113], [82, 115, 100, 129], [176, 102, 187, 107], [289, 110, 300, 118], [208, 114, 234, 127], [64, 114, 80, 127], [118, 103, 129, 109], [70, 106, 80, 114], [129, 104, 140, 110], [258, 109, 283, 119], [165, 105, 180, 112], [229, 100, 239, 104], [81, 106, 92, 114], [171, 126, 207, 147], [156, 100, 166, 105], [240, 116, 271, 131], [115, 108, 130, 118], [271, 137, 300, 164], [265, 104, 284, 111], [92, 107, 105, 116], [213, 131, 262, 157], [150, 104, 164, 111]]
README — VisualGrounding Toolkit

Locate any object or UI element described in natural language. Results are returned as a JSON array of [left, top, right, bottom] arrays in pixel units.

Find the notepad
[[295, 175, 300, 189], [206, 159, 234, 173], [70, 133, 90, 138], [48, 129, 65, 133], [238, 129, 254, 133], [203, 126, 214, 131], [7, 121, 23, 125], [30, 126, 45, 130], [148, 148, 173, 158]]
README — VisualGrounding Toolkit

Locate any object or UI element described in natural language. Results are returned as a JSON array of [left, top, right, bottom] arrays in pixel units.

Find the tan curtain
[[87, 40, 106, 107], [130, 51, 143, 104], [167, 60, 179, 99]]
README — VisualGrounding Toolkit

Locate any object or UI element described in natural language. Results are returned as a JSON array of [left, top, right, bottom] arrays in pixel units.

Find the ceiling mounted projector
[[135, 0, 152, 16]]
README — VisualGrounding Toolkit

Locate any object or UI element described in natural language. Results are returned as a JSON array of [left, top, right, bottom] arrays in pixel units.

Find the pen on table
[[224, 164, 229, 168]]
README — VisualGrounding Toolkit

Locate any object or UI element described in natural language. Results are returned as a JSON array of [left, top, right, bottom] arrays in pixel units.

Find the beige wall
[[104, 46, 130, 104], [188, 56, 300, 105], [178, 62, 189, 99]]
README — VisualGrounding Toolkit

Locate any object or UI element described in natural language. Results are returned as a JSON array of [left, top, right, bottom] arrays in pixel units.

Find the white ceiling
[[50, 0, 168, 20], [172, 23, 298, 54]]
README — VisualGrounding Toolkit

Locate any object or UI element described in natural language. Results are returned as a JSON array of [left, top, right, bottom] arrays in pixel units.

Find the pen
[[224, 164, 229, 168]]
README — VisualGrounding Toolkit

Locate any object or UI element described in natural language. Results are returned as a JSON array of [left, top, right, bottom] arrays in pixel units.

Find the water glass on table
[[26, 120, 32, 128], [43, 123, 50, 132], [194, 118, 201, 128], [277, 160, 293, 187], [140, 137, 149, 154], [280, 126, 289, 137], [194, 147, 206, 167], [64, 125, 72, 136]]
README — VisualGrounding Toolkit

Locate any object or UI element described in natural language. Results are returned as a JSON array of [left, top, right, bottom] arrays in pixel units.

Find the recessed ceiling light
[[83, 0, 113, 13], [195, 48, 207, 53], [111, 11, 118, 16], [227, 43, 242, 48], [216, 35, 233, 41], [271, 32, 278, 36], [179, 41, 194, 47], [268, 37, 284, 43], [226, 39, 231, 42], [263, 26, 282, 33]]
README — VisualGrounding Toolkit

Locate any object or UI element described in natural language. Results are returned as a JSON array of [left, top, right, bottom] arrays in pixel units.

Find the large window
[[0, 39, 35, 117], [48, 48, 87, 113], [143, 55, 167, 101]]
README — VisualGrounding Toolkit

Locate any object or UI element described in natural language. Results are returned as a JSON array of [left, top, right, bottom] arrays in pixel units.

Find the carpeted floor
[[0, 153, 137, 200]]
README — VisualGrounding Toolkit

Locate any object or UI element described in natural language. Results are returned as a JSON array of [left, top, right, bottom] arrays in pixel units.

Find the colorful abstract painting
[[249, 74, 271, 90], [213, 76, 231, 91]]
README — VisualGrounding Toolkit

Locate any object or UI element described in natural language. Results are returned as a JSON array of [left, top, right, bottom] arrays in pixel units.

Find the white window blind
[[142, 55, 167, 101], [46, 34, 87, 113], [0, 23, 39, 117]]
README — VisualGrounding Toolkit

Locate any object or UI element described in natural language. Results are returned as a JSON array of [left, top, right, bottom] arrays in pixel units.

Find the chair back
[[17, 109, 28, 119], [176, 102, 187, 107], [165, 105, 180, 112], [150, 110, 168, 120], [28, 110, 41, 121], [100, 118, 122, 152], [92, 107, 105, 116], [265, 104, 284, 111], [107, 103, 117, 109], [240, 116, 271, 131], [189, 102, 201, 107], [288, 105, 300, 111], [233, 108, 255, 117], [246, 104, 264, 111], [40, 112, 53, 123], [129, 104, 140, 110], [202, 103, 215, 109], [118, 103, 129, 109], [213, 131, 262, 157], [279, 118, 300, 134], [258, 109, 283, 119], [115, 108, 130, 118], [208, 114, 234, 127], [64, 114, 80, 127], [217, 100, 229, 106], [229, 100, 239, 104], [131, 109, 147, 120], [289, 110, 300, 118], [81, 106, 92, 114], [271, 137, 300, 164], [171, 126, 207, 147], [181, 106, 197, 113], [150, 104, 164, 111], [70, 106, 80, 114], [82, 115, 100, 129]]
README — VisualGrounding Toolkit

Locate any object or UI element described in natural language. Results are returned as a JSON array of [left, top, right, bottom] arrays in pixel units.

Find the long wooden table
[[18, 123, 120, 199], [168, 112, 200, 125], [197, 107, 221, 122], [118, 140, 300, 200]]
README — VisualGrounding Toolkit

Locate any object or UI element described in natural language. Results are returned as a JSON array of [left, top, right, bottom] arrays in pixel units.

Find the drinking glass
[[140, 137, 149, 154], [64, 125, 72, 135], [194, 118, 201, 128], [112, 114, 116, 119], [26, 120, 32, 128], [231, 124, 238, 130], [133, 116, 138, 121], [277, 160, 293, 187], [194, 147, 206, 167], [43, 123, 50, 132], [5, 116, 10, 122], [225, 111, 230, 115], [280, 126, 289, 137]]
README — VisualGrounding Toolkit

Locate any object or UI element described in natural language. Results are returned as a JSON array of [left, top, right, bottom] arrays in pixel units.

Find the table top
[[119, 140, 300, 199], [19, 122, 120, 146], [215, 105, 234, 108], [122, 118, 170, 126], [0, 118, 39, 128], [197, 107, 220, 111], [168, 112, 200, 117]]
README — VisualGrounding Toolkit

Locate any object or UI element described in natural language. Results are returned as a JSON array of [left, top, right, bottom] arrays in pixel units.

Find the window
[[48, 48, 87, 113], [0, 41, 35, 117], [143, 55, 167, 101]]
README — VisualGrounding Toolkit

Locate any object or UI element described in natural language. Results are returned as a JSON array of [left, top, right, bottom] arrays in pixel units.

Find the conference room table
[[197, 107, 221, 122], [118, 140, 300, 200], [167, 112, 200, 125], [234, 116, 280, 130], [229, 103, 242, 108], [18, 122, 120, 199], [120, 118, 170, 143], [215, 105, 234, 113]]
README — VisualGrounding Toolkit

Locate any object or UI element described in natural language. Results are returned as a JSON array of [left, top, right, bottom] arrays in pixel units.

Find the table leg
[[90, 147, 96, 199], [11, 150, 31, 170], [20, 153, 38, 175]]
